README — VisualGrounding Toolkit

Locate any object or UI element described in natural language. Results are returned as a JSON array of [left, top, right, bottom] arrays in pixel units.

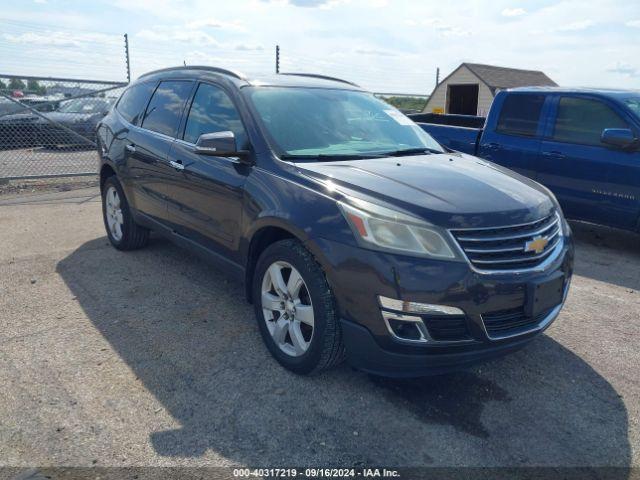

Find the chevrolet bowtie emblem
[[525, 236, 549, 254]]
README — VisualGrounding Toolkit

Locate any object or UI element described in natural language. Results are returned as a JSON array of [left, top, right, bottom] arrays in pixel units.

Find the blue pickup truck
[[412, 87, 640, 233]]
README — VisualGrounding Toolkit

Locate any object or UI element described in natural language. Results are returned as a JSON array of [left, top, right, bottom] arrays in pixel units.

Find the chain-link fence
[[0, 75, 126, 180]]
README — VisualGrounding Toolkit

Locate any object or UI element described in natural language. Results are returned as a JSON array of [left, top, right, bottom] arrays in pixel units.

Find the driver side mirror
[[194, 131, 250, 161], [601, 128, 637, 149]]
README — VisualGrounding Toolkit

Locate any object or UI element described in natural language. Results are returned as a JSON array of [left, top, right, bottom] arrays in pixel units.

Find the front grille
[[450, 213, 562, 271], [482, 306, 553, 338], [423, 315, 470, 342]]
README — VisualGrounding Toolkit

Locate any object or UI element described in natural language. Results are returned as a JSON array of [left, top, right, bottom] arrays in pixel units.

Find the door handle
[[486, 142, 500, 150], [125, 144, 136, 153], [169, 160, 185, 171], [542, 151, 565, 159]]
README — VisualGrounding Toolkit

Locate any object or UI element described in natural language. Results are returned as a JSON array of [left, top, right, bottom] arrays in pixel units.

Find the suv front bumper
[[309, 233, 574, 377]]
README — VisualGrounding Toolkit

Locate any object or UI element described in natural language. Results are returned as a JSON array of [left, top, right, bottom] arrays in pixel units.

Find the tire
[[102, 175, 149, 251], [253, 239, 345, 375]]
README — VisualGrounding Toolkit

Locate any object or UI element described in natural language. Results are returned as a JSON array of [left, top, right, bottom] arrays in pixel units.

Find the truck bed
[[414, 122, 482, 154], [408, 113, 485, 129]]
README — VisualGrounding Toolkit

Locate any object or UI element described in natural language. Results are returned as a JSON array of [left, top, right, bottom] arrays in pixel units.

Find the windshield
[[624, 95, 640, 119], [245, 87, 444, 158], [57, 98, 111, 114]]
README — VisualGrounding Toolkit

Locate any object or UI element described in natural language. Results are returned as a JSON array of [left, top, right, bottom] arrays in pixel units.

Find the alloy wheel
[[105, 186, 124, 242], [261, 261, 315, 357]]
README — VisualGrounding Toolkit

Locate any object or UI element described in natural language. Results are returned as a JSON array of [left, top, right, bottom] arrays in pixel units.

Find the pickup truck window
[[183, 83, 247, 147], [553, 97, 628, 146], [246, 87, 443, 158], [496, 94, 545, 137], [141, 80, 193, 138], [624, 97, 640, 118]]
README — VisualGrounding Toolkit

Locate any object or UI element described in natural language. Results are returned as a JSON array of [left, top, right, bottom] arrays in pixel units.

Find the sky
[[1, 0, 639, 94]]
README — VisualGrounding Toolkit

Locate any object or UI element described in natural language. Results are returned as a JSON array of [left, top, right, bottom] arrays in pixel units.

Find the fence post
[[124, 33, 131, 83], [275, 45, 280, 74]]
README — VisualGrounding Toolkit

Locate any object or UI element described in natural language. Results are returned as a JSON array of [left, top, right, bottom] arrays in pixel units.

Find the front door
[[165, 82, 251, 259], [538, 95, 639, 228], [129, 79, 194, 225]]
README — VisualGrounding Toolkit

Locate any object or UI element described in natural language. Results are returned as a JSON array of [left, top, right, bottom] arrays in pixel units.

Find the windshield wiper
[[380, 147, 442, 157], [279, 153, 382, 161]]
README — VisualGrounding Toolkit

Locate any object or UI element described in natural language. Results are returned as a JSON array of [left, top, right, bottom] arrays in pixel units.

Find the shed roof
[[462, 63, 557, 91]]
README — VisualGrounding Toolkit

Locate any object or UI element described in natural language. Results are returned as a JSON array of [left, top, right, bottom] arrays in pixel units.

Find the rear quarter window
[[496, 94, 545, 137], [115, 82, 155, 125]]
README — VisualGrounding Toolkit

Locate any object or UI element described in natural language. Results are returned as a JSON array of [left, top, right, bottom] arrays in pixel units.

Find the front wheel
[[253, 239, 345, 375]]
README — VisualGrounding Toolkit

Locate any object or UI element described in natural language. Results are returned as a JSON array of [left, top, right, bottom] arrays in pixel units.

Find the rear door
[[128, 80, 194, 224], [165, 81, 251, 259], [538, 95, 638, 228], [478, 93, 547, 179]]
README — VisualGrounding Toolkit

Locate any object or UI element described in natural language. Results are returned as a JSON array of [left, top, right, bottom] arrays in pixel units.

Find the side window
[[496, 94, 545, 137], [183, 83, 247, 147], [141, 81, 193, 137], [553, 97, 629, 146], [116, 82, 155, 125]]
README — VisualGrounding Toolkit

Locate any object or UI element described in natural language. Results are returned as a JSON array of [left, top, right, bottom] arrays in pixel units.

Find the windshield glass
[[245, 87, 444, 158], [624, 95, 640, 119], [57, 98, 111, 114]]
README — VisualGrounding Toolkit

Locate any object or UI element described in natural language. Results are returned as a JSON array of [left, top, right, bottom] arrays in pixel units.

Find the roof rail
[[138, 65, 246, 80], [278, 72, 360, 87]]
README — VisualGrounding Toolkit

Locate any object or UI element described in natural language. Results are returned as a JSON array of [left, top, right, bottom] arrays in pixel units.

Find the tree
[[381, 95, 429, 113], [27, 79, 46, 95], [8, 78, 26, 91], [0, 79, 6, 91]]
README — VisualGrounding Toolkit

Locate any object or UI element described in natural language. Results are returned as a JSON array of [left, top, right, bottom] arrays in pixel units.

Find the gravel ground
[[0, 147, 97, 179], [0, 186, 638, 471]]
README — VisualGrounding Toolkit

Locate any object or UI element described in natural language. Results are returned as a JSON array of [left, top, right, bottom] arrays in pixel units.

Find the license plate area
[[526, 274, 565, 318]]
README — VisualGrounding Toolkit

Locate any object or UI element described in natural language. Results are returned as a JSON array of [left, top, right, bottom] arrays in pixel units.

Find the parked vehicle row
[[0, 97, 115, 150], [411, 88, 640, 234], [97, 67, 573, 377]]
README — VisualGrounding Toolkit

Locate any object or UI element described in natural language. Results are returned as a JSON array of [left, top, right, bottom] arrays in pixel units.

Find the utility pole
[[124, 33, 131, 83], [435, 67, 440, 86], [275, 45, 280, 74]]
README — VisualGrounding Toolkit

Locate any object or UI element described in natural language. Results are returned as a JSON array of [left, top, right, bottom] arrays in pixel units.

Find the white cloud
[[557, 20, 595, 31], [235, 43, 265, 51], [261, 0, 347, 9], [3, 31, 120, 47], [354, 47, 397, 56], [501, 8, 526, 17], [185, 18, 246, 31], [3, 0, 640, 91], [137, 27, 220, 45], [607, 62, 639, 78], [406, 18, 470, 37]]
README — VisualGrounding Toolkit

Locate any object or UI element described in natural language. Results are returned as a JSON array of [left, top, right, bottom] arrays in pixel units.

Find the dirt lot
[[0, 185, 638, 471], [0, 147, 97, 179]]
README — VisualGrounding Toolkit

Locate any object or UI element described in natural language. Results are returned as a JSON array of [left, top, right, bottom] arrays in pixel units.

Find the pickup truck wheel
[[102, 176, 149, 251], [253, 239, 345, 375]]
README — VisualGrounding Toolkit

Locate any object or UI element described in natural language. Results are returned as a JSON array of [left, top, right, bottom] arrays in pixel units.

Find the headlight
[[338, 198, 460, 260]]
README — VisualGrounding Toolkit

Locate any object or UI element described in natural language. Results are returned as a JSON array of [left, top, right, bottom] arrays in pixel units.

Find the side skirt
[[133, 211, 246, 284]]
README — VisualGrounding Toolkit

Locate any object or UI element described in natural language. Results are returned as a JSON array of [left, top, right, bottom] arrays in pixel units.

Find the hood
[[0, 111, 99, 125], [0, 112, 41, 124], [45, 111, 100, 124], [296, 152, 554, 229]]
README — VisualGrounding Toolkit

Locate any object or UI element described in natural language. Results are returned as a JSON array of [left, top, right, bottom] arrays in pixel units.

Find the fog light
[[381, 311, 430, 343], [378, 295, 464, 315]]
